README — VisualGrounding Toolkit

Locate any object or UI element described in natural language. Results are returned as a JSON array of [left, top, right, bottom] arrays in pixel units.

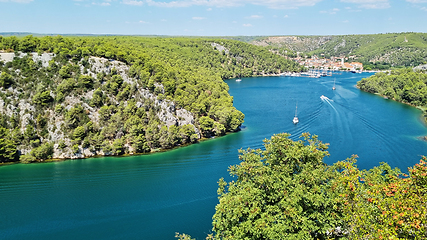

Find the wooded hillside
[[251, 33, 427, 68], [0, 35, 301, 162]]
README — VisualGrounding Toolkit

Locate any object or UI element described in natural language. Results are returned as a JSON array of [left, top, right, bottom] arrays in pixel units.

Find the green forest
[[177, 133, 427, 240], [357, 68, 427, 109], [0, 35, 302, 163]]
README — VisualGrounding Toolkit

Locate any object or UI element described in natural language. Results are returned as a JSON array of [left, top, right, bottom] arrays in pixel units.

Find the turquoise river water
[[1, 72, 426, 239]]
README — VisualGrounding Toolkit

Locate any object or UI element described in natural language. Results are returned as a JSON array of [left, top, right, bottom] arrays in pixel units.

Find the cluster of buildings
[[293, 55, 363, 72]]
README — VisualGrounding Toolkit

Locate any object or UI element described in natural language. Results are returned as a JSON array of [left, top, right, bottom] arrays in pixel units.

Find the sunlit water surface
[[1, 72, 426, 239]]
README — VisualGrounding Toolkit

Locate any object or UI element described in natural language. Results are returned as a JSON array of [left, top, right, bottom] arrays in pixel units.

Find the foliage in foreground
[[179, 133, 427, 239], [213, 133, 342, 239]]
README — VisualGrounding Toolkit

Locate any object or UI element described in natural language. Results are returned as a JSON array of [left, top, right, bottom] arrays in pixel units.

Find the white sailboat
[[293, 103, 299, 124], [332, 78, 336, 90]]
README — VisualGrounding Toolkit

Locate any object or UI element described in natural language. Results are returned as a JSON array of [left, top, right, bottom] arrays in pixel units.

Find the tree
[[0, 72, 14, 88], [32, 91, 53, 107], [112, 138, 125, 155], [212, 133, 344, 239], [73, 126, 86, 141], [79, 75, 94, 89], [19, 35, 39, 52], [333, 157, 427, 239], [132, 134, 150, 153], [198, 116, 214, 137], [59, 65, 72, 79], [90, 88, 104, 107], [0, 136, 18, 162], [213, 122, 225, 136], [30, 142, 54, 160]]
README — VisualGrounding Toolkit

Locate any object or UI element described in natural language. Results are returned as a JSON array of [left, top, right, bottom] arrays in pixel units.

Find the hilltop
[[250, 33, 427, 68]]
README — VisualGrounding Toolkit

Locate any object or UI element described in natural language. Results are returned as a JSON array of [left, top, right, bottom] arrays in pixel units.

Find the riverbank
[[356, 85, 427, 134], [0, 128, 242, 167]]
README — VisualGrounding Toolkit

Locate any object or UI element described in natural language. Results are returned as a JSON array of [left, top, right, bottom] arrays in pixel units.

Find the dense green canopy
[[0, 35, 301, 162], [357, 69, 427, 107]]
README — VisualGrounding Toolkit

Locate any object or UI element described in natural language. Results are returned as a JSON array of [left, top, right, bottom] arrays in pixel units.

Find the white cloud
[[207, 7, 212, 10], [0, 0, 33, 2], [283, 14, 289, 18], [340, 0, 390, 9], [247, 14, 263, 19], [422, 6, 427, 10], [121, 0, 322, 9], [320, 8, 339, 14], [92, 1, 111, 6], [122, 0, 143, 5], [126, 20, 150, 24], [343, 20, 349, 23], [243, 23, 252, 27], [192, 16, 206, 20], [406, 0, 427, 3]]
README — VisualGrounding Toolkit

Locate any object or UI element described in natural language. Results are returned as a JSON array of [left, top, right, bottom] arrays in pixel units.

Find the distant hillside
[[251, 33, 427, 67]]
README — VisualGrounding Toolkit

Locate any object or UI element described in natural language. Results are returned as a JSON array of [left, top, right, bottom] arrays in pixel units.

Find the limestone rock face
[[211, 42, 229, 54], [0, 53, 201, 160], [31, 53, 55, 67], [0, 52, 55, 66]]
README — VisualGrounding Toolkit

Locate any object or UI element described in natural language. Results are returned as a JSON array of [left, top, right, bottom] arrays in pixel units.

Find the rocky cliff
[[0, 52, 199, 160]]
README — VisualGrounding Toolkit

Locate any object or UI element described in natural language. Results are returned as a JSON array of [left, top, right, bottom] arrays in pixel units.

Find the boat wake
[[291, 101, 324, 137], [324, 96, 400, 159], [320, 95, 338, 113]]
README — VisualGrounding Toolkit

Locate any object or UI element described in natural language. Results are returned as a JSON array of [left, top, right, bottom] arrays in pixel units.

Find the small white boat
[[293, 116, 299, 124], [293, 103, 299, 124], [236, 79, 242, 82], [332, 78, 336, 90]]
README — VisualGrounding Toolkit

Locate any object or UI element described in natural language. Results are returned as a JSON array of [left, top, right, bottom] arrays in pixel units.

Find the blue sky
[[1, 0, 427, 36]]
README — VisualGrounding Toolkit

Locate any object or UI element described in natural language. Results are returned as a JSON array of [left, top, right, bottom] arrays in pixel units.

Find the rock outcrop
[[0, 52, 200, 160]]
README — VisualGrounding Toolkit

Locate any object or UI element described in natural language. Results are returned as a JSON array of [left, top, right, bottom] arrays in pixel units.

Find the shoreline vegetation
[[0, 129, 238, 166], [356, 84, 427, 126], [0, 35, 302, 164], [356, 68, 427, 128]]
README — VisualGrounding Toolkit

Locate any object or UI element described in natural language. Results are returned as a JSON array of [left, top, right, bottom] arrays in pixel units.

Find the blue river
[[1, 72, 426, 239]]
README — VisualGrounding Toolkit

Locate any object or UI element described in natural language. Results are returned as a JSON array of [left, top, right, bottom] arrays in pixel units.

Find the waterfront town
[[294, 55, 364, 72]]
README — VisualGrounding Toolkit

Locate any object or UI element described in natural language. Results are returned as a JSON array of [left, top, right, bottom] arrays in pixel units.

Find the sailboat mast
[[295, 103, 298, 117]]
